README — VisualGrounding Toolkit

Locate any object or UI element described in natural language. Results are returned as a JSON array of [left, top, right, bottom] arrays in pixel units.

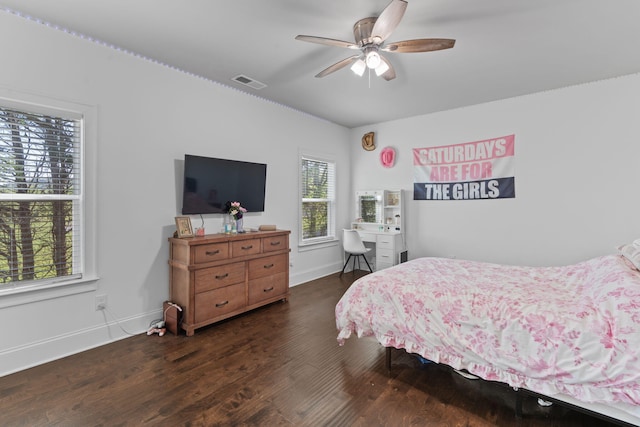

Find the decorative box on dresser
[[168, 230, 290, 336]]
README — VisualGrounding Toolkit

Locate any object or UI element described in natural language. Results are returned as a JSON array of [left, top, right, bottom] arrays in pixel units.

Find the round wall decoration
[[361, 132, 375, 151], [380, 146, 396, 168]]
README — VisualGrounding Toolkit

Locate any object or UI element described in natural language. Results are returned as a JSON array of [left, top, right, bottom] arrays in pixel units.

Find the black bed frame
[[384, 347, 636, 427]]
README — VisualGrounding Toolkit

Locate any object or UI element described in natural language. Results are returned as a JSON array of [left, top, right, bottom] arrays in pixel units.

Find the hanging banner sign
[[413, 134, 515, 200]]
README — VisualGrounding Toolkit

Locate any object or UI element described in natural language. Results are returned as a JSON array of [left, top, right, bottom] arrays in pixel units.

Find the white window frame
[[0, 89, 98, 308], [298, 151, 337, 249]]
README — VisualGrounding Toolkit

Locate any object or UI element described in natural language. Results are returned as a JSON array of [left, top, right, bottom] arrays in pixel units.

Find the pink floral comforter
[[336, 255, 640, 406]]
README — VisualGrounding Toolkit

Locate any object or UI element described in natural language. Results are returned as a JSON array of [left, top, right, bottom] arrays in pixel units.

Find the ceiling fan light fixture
[[351, 58, 366, 76], [365, 50, 381, 69], [375, 61, 390, 76]]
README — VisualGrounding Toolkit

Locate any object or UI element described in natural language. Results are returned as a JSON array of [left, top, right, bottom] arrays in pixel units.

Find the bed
[[335, 247, 640, 425]]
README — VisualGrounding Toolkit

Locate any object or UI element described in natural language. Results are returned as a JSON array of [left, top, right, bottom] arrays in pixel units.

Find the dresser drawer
[[248, 254, 287, 280], [231, 239, 261, 258], [248, 272, 288, 305], [195, 282, 245, 323], [376, 248, 395, 265], [376, 235, 396, 250], [194, 262, 245, 293], [193, 242, 229, 264], [262, 235, 288, 253]]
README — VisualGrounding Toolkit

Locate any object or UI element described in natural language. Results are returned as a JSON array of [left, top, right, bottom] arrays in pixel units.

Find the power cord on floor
[[99, 306, 138, 336]]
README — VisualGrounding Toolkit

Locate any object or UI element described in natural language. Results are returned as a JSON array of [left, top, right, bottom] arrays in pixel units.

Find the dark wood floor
[[0, 271, 623, 426]]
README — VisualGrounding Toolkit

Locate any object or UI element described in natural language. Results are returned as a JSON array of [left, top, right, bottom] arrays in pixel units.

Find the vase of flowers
[[225, 201, 247, 233]]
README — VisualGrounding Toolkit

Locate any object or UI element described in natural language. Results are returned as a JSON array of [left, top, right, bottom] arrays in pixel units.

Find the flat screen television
[[181, 154, 267, 215]]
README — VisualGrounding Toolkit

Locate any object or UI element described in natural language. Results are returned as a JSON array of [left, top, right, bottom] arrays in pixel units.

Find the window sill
[[298, 238, 339, 252], [0, 275, 99, 309]]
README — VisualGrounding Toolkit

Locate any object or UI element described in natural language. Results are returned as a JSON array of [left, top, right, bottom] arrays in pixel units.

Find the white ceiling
[[2, 0, 640, 128]]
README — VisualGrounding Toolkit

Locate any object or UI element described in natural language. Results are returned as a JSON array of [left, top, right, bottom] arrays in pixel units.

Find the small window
[[300, 154, 336, 245], [0, 104, 83, 288]]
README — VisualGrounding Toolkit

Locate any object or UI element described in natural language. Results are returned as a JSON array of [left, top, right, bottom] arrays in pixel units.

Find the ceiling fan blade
[[371, 0, 408, 43], [295, 35, 359, 50], [378, 56, 396, 81], [315, 55, 361, 78], [382, 38, 456, 53]]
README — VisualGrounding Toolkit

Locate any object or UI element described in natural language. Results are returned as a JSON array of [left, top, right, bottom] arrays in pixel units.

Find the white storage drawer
[[376, 248, 395, 266], [377, 247, 395, 259], [376, 235, 396, 249]]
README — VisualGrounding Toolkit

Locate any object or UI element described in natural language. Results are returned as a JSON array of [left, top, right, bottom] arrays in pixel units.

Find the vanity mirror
[[355, 190, 383, 224]]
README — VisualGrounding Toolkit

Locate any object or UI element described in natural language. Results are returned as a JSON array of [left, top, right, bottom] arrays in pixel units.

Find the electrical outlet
[[95, 294, 107, 311]]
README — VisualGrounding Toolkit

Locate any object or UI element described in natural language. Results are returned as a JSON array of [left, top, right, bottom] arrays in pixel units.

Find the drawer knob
[[263, 263, 274, 269], [215, 300, 229, 308], [215, 273, 229, 280], [270, 241, 281, 246], [206, 249, 220, 255], [263, 286, 274, 293], [241, 245, 253, 250]]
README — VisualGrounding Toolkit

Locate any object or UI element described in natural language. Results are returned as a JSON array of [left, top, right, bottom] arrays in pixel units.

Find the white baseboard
[[0, 309, 161, 377], [289, 262, 342, 287]]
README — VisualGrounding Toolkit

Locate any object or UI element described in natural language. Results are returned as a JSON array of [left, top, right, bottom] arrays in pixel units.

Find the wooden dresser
[[168, 230, 290, 336]]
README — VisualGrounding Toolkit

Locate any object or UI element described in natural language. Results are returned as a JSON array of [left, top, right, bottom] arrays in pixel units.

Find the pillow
[[618, 244, 640, 271]]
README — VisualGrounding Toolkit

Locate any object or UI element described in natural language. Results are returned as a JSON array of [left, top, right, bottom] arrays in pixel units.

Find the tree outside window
[[0, 105, 82, 286]]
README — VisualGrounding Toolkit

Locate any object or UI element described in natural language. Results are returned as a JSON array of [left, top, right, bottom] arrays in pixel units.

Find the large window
[[300, 154, 336, 245], [0, 104, 83, 288]]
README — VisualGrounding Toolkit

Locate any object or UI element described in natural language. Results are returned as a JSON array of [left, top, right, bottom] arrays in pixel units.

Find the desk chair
[[340, 229, 373, 276]]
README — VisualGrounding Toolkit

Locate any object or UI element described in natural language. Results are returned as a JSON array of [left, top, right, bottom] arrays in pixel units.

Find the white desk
[[355, 229, 405, 271]]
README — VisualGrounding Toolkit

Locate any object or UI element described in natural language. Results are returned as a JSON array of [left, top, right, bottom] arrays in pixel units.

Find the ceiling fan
[[295, 0, 455, 81]]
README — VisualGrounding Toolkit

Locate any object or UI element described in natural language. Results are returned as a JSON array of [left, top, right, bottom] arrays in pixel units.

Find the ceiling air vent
[[232, 74, 267, 90]]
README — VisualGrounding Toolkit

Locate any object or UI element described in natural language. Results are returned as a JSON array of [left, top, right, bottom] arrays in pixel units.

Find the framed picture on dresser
[[175, 216, 194, 238]]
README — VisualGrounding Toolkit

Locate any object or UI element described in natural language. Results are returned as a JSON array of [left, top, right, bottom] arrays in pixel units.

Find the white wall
[[0, 11, 350, 376], [349, 74, 640, 266]]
